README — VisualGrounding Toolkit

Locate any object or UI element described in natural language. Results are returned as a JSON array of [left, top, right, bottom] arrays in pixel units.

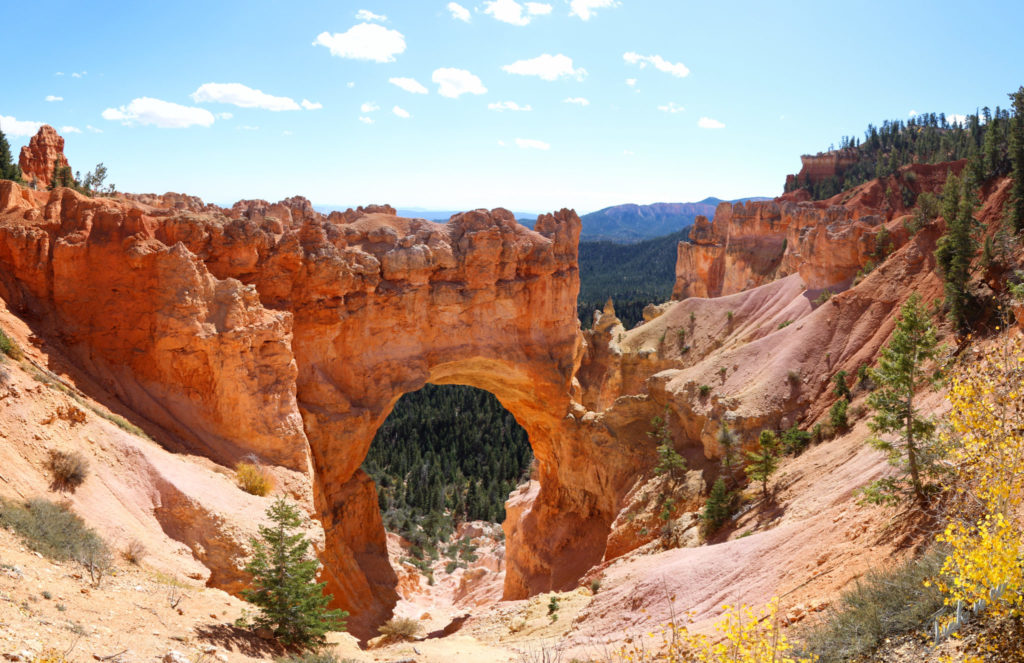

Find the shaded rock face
[[784, 150, 858, 190], [0, 182, 634, 638], [19, 125, 69, 190]]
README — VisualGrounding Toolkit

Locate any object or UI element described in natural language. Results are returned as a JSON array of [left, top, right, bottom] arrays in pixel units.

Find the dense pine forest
[[788, 88, 1022, 200], [363, 384, 532, 558], [577, 228, 687, 328]]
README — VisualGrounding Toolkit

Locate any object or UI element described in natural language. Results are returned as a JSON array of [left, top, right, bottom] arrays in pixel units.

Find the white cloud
[[483, 0, 550, 25], [908, 109, 918, 117], [447, 2, 471, 21], [569, 0, 619, 20], [359, 116, 374, 124], [301, 99, 323, 110], [361, 102, 380, 113], [515, 137, 550, 150], [314, 24, 406, 63], [347, 81, 356, 88], [45, 95, 63, 102], [60, 125, 82, 134], [698, 116, 725, 129], [498, 139, 507, 146], [191, 83, 301, 111], [217, 112, 234, 119], [282, 130, 293, 136], [55, 72, 63, 76], [563, 97, 589, 106], [657, 102, 685, 114], [432, 68, 487, 98], [488, 101, 532, 111], [237, 125, 260, 131], [389, 77, 429, 94], [623, 149, 634, 156], [86, 125, 102, 133], [355, 9, 387, 21], [393, 106, 411, 118], [624, 52, 690, 78], [71, 71, 86, 78], [625, 78, 637, 87], [947, 113, 967, 126], [103, 98, 215, 128], [502, 54, 586, 81]]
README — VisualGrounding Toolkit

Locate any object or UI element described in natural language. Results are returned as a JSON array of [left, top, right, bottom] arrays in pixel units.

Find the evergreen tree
[[744, 430, 779, 499], [700, 477, 733, 536], [934, 172, 978, 332], [242, 497, 348, 649], [864, 294, 943, 508], [717, 422, 740, 488], [1008, 87, 1024, 232], [832, 370, 851, 401], [649, 406, 685, 483], [0, 127, 22, 182]]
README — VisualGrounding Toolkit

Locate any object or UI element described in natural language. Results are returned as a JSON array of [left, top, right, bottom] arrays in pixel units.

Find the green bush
[[829, 399, 849, 432], [276, 653, 360, 663], [0, 498, 111, 570], [781, 426, 812, 455], [698, 384, 711, 397], [799, 549, 945, 662], [0, 328, 22, 360], [700, 477, 735, 536]]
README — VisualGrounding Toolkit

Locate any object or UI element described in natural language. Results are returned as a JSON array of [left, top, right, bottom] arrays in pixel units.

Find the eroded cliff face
[[0, 179, 636, 637], [18, 125, 69, 190], [673, 162, 963, 300]]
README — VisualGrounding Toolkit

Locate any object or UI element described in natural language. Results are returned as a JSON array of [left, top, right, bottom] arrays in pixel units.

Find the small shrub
[[787, 369, 801, 384], [676, 328, 686, 342], [56, 603, 66, 612], [698, 384, 711, 397], [0, 498, 111, 579], [444, 560, 460, 574], [46, 449, 89, 492], [377, 616, 423, 642], [781, 426, 812, 456], [815, 290, 833, 305], [276, 653, 359, 663], [0, 328, 22, 360], [778, 319, 794, 329], [589, 578, 601, 594], [547, 595, 560, 622], [41, 590, 52, 600], [829, 399, 849, 431], [236, 460, 274, 496], [800, 549, 945, 662], [726, 310, 734, 323], [122, 539, 147, 565]]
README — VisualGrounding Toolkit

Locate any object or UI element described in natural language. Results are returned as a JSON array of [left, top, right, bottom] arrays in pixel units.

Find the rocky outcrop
[[0, 182, 629, 638], [673, 162, 964, 301], [18, 125, 69, 190], [784, 150, 858, 190]]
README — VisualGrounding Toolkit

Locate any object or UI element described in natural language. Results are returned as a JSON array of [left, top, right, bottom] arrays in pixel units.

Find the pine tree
[[242, 497, 348, 649], [864, 294, 943, 508], [934, 172, 977, 332], [648, 406, 685, 483], [700, 477, 733, 536], [744, 430, 779, 498], [0, 127, 22, 182], [717, 422, 740, 488], [832, 370, 851, 401], [1009, 87, 1024, 232]]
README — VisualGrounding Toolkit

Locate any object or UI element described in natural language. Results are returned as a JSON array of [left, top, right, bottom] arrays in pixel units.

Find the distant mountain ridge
[[580, 197, 771, 243]]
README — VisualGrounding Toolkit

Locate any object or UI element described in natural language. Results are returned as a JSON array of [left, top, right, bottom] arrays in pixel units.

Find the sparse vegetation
[[235, 459, 274, 496], [700, 477, 734, 536], [275, 652, 359, 663], [698, 384, 711, 397], [122, 539, 147, 565], [778, 319, 794, 329], [781, 425, 812, 456], [45, 449, 89, 492], [745, 430, 780, 498], [649, 407, 685, 483], [814, 289, 833, 305], [0, 497, 111, 585], [242, 496, 348, 649], [829, 399, 849, 432], [0, 327, 23, 360], [377, 616, 424, 642], [589, 578, 601, 594], [547, 594, 560, 622]]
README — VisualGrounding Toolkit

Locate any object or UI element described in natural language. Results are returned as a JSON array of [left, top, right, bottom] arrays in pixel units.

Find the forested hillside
[[788, 93, 1021, 200], [578, 228, 687, 328], [363, 384, 532, 555]]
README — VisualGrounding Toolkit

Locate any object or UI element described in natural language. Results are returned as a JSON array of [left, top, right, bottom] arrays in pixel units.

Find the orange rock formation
[[18, 125, 69, 190]]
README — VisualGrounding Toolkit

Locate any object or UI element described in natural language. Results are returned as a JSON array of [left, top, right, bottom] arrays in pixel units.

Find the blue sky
[[3, 0, 1023, 214]]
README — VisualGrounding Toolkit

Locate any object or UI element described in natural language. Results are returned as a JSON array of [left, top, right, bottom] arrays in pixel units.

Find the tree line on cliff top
[[788, 85, 1024, 206]]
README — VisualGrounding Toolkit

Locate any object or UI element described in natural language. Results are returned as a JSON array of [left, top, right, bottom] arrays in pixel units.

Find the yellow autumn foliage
[[614, 598, 815, 663], [935, 336, 1024, 616]]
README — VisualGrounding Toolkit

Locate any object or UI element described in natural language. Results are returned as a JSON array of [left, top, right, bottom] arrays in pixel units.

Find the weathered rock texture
[[784, 150, 858, 190], [0, 179, 635, 638], [18, 125, 69, 190], [674, 162, 964, 300]]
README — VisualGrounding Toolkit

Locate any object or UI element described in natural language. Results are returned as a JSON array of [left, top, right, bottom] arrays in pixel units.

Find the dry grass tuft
[[46, 449, 89, 492], [236, 460, 274, 496]]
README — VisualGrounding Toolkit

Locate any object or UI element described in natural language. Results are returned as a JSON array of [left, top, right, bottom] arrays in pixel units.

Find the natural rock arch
[[0, 185, 629, 639]]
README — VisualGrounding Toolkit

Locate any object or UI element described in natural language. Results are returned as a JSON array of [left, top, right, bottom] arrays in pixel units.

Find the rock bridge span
[[0, 185, 634, 637]]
